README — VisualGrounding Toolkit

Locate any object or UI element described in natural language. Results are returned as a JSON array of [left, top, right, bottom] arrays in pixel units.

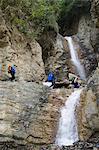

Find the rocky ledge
[[0, 132, 98, 150], [0, 81, 73, 146]]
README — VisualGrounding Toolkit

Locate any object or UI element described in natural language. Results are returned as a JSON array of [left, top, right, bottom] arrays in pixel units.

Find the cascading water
[[65, 37, 86, 80], [55, 89, 82, 146]]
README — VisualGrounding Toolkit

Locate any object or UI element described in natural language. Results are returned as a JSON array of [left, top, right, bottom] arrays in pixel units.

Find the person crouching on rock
[[47, 71, 55, 86], [72, 77, 80, 88], [43, 71, 55, 87], [8, 65, 16, 81]]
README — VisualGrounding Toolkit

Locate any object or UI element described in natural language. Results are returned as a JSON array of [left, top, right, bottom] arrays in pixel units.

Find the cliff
[[0, 9, 45, 82], [0, 0, 99, 150]]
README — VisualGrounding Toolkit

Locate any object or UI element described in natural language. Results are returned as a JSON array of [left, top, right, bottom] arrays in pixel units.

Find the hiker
[[43, 71, 55, 87], [8, 65, 16, 81], [68, 72, 80, 88], [71, 77, 80, 88], [47, 71, 55, 86], [68, 72, 77, 82]]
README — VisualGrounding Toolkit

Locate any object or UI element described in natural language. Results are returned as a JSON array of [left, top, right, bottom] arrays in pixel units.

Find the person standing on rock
[[8, 65, 16, 81]]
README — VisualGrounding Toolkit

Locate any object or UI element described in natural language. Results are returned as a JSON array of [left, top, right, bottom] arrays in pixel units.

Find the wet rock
[[76, 88, 99, 141], [77, 15, 98, 76], [0, 80, 73, 145], [39, 33, 71, 81], [87, 64, 99, 103]]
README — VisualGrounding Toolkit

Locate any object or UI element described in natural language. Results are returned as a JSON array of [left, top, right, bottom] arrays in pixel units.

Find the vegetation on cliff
[[0, 0, 90, 38], [0, 0, 63, 38], [58, 0, 91, 35]]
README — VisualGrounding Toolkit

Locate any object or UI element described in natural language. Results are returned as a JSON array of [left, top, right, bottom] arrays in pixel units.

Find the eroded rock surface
[[0, 80, 73, 145], [65, 65, 99, 142], [0, 10, 45, 82], [87, 64, 99, 103], [39, 33, 71, 81], [77, 0, 99, 76], [0, 81, 49, 144], [77, 87, 99, 141]]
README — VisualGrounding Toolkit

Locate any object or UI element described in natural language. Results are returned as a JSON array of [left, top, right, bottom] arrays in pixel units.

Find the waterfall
[[65, 37, 86, 80], [55, 89, 82, 146]]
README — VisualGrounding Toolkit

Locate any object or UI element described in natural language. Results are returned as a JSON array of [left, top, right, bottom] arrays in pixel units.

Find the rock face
[[0, 80, 73, 145], [39, 33, 71, 81], [0, 10, 45, 82], [77, 0, 99, 76], [58, 0, 91, 36], [0, 81, 55, 144], [77, 88, 99, 141], [90, 0, 99, 56], [87, 64, 99, 102], [0, 133, 98, 150], [77, 15, 98, 76], [76, 65, 99, 141]]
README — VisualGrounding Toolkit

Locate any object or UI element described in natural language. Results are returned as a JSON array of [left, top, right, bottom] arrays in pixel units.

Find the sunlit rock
[[77, 88, 99, 140], [0, 10, 45, 82]]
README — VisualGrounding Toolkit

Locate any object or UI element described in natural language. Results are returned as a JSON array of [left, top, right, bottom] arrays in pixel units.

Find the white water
[[65, 37, 86, 80], [43, 82, 52, 87], [55, 89, 82, 146]]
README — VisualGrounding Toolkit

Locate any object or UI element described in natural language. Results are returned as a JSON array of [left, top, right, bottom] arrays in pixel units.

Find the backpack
[[47, 72, 55, 82], [8, 66, 11, 73], [11, 66, 16, 74]]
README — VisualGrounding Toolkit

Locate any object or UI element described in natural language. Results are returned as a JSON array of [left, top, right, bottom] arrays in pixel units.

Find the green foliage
[[0, 0, 64, 38], [0, 0, 79, 38], [13, 17, 28, 34], [59, 0, 76, 16]]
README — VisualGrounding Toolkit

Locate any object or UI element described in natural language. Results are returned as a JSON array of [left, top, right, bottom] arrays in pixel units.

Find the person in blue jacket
[[8, 65, 16, 81], [47, 72, 55, 86]]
